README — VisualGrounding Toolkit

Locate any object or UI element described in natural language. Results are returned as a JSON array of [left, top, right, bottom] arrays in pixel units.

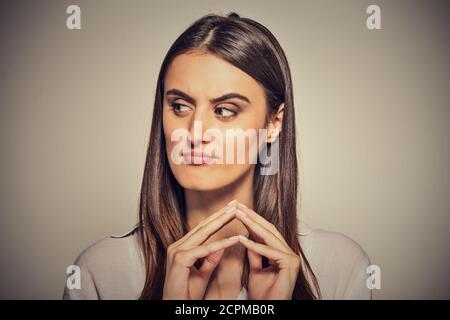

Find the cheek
[[224, 115, 267, 161], [162, 109, 173, 138], [162, 112, 183, 152]]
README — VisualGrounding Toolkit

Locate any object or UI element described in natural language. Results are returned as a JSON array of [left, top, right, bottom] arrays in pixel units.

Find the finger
[[172, 200, 238, 249], [247, 247, 262, 271], [198, 248, 225, 274], [237, 203, 288, 246], [238, 235, 295, 269], [180, 205, 238, 248], [235, 209, 292, 254], [173, 236, 240, 268], [188, 248, 226, 300]]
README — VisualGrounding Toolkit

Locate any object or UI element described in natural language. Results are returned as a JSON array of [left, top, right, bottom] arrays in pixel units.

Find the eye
[[214, 106, 238, 119], [169, 102, 191, 115]]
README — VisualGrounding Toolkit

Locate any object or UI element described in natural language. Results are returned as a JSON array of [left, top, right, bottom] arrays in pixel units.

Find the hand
[[235, 203, 301, 300], [162, 200, 239, 300]]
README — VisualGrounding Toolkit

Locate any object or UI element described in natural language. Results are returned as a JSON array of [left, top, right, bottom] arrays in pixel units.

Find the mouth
[[181, 150, 219, 165]]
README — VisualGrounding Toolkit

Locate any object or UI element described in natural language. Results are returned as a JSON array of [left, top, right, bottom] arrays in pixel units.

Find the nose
[[186, 104, 214, 149]]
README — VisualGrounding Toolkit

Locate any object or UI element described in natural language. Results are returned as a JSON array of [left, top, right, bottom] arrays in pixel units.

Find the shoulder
[[298, 220, 370, 262], [62, 225, 145, 300], [74, 225, 141, 271], [297, 220, 372, 299]]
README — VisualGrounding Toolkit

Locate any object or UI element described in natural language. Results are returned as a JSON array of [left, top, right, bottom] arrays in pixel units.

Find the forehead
[[164, 52, 265, 102]]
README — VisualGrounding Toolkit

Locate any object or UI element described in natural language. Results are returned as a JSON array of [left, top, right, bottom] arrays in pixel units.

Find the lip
[[181, 150, 219, 165]]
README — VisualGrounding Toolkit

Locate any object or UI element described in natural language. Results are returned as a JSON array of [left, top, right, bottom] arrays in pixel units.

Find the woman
[[63, 12, 371, 300]]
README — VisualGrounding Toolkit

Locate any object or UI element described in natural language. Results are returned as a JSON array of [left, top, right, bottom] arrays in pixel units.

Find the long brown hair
[[137, 12, 321, 299]]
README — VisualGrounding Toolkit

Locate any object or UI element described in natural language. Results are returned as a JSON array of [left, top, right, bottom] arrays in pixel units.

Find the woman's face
[[162, 51, 272, 191]]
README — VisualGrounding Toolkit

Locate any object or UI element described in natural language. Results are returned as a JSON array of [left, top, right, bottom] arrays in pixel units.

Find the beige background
[[0, 0, 449, 299]]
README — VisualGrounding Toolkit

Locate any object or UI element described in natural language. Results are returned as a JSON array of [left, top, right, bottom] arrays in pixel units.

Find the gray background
[[0, 0, 449, 299]]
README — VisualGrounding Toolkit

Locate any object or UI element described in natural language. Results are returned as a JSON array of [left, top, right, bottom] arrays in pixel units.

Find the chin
[[178, 173, 229, 191], [179, 179, 228, 192], [173, 168, 238, 192]]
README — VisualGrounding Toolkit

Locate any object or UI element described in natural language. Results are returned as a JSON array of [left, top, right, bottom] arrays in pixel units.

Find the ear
[[265, 103, 284, 143]]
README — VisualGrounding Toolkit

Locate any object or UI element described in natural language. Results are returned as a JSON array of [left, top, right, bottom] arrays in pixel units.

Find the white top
[[62, 220, 372, 300]]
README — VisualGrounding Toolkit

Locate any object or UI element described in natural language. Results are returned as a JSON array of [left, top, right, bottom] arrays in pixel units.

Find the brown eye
[[170, 102, 190, 114], [214, 107, 237, 118]]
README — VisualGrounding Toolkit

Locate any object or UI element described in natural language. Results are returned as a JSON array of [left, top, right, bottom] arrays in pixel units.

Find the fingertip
[[236, 209, 248, 220], [237, 202, 248, 209], [225, 206, 237, 216], [238, 235, 249, 242]]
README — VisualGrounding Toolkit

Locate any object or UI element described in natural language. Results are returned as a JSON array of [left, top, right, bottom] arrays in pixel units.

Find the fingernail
[[238, 235, 249, 241], [227, 199, 237, 206], [229, 235, 239, 241], [236, 209, 247, 219], [226, 206, 236, 215], [238, 203, 247, 209]]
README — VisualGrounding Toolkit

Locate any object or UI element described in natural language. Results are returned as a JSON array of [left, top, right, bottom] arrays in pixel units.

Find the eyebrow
[[165, 88, 251, 105]]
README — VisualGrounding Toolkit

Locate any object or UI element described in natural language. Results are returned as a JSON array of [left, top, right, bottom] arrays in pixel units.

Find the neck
[[185, 168, 253, 239]]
